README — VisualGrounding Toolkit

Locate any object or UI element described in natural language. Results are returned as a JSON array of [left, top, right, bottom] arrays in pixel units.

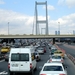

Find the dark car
[[4, 52, 10, 61], [34, 51, 41, 61]]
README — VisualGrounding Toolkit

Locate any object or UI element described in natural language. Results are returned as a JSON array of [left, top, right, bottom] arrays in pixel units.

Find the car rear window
[[52, 56, 61, 59], [43, 66, 63, 71], [38, 48, 43, 50], [11, 53, 29, 61]]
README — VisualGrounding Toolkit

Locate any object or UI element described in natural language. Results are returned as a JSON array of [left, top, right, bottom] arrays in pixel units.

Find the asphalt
[[57, 44, 75, 57], [0, 45, 75, 75]]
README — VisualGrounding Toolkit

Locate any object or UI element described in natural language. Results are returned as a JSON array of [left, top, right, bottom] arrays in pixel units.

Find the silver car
[[47, 55, 64, 64], [37, 47, 44, 54]]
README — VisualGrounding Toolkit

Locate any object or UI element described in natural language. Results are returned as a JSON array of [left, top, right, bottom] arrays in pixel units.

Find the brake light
[[61, 59, 63, 62], [30, 63, 32, 68], [50, 59, 52, 62], [59, 74, 66, 75], [8, 63, 10, 68], [40, 74, 46, 75]]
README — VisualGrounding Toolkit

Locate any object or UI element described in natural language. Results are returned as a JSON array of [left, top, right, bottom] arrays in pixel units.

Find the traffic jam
[[0, 39, 72, 75]]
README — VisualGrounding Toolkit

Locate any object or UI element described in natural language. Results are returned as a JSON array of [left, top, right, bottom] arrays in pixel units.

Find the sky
[[0, 0, 75, 35]]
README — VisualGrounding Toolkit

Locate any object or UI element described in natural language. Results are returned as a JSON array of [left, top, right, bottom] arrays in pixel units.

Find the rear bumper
[[9, 69, 32, 73]]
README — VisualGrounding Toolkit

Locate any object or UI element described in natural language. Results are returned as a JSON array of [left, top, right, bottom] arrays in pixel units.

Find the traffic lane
[[64, 56, 75, 75], [34, 50, 50, 75], [57, 44, 75, 57], [0, 60, 8, 72], [0, 45, 50, 75], [34, 45, 50, 75], [1, 55, 75, 75], [63, 44, 75, 49]]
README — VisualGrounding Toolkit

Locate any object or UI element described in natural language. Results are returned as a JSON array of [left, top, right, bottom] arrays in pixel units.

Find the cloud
[[48, 13, 75, 34], [43, 5, 55, 10], [0, 0, 5, 4], [66, 0, 75, 8], [0, 9, 49, 35], [58, 0, 65, 5], [0, 9, 75, 35], [58, 0, 75, 8]]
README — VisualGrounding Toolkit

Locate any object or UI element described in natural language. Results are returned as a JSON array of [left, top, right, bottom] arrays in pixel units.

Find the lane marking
[[0, 71, 8, 75], [0, 59, 5, 63]]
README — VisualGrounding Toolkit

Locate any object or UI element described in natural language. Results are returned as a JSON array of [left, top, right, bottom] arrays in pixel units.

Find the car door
[[19, 53, 30, 71]]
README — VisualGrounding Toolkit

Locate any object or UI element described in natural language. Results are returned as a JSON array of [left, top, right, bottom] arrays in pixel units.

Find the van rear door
[[10, 53, 20, 71], [19, 53, 30, 71]]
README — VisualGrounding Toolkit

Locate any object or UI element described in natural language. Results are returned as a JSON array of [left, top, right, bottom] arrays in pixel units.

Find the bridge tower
[[35, 1, 48, 35]]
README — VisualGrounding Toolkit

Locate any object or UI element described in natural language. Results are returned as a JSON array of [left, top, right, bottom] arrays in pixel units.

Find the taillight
[[30, 63, 32, 68], [59, 74, 66, 75], [61, 59, 63, 62], [40, 74, 46, 75], [50, 59, 52, 62], [8, 63, 10, 68]]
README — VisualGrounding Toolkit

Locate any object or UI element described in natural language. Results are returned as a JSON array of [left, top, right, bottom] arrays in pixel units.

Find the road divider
[[67, 53, 75, 65], [55, 44, 75, 65]]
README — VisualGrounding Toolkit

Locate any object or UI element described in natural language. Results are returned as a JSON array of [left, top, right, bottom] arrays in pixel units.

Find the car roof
[[44, 63, 62, 66]]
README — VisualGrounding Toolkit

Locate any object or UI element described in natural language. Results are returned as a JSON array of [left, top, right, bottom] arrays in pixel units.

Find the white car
[[47, 55, 64, 64], [39, 63, 67, 75], [37, 47, 44, 54]]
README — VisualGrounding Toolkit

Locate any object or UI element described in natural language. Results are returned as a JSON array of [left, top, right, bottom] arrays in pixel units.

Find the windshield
[[52, 56, 61, 59], [37, 47, 43, 50]]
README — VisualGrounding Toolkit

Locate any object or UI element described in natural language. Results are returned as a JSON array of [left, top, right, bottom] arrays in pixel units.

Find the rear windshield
[[43, 66, 63, 71], [52, 56, 61, 59], [11, 53, 29, 61], [55, 51, 62, 54], [38, 48, 43, 50]]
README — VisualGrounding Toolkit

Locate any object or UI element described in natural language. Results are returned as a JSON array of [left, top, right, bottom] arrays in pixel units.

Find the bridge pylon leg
[[53, 38, 55, 44]]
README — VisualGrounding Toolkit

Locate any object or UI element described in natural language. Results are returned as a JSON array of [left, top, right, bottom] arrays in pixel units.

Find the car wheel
[[9, 71, 13, 75], [34, 66, 37, 71], [30, 70, 34, 75]]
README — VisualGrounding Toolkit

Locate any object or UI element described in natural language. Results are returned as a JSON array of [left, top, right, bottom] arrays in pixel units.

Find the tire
[[9, 71, 13, 75], [34, 66, 37, 71], [30, 70, 34, 75]]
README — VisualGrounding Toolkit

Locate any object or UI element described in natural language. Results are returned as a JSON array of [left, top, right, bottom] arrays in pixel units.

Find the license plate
[[12, 64, 18, 67]]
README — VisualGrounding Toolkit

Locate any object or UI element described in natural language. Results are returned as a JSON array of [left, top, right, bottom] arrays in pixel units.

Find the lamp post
[[8, 22, 9, 35], [58, 22, 60, 35]]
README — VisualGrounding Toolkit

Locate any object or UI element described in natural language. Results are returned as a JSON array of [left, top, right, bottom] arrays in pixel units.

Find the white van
[[8, 48, 37, 75]]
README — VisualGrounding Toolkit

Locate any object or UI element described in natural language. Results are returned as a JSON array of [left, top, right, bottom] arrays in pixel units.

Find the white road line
[[0, 59, 5, 63], [0, 71, 8, 75]]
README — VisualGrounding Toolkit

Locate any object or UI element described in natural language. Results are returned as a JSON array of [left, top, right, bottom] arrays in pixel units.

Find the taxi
[[1, 46, 10, 54], [54, 50, 65, 59]]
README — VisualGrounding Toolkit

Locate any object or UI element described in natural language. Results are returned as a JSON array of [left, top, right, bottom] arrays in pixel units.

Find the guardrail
[[0, 54, 4, 60], [67, 53, 75, 65]]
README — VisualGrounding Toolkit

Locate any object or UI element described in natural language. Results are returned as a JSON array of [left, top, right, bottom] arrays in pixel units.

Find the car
[[47, 55, 64, 64], [39, 63, 67, 75], [4, 52, 10, 61], [34, 51, 41, 61], [41, 46, 46, 53], [8, 48, 37, 75], [36, 47, 44, 54], [1, 46, 10, 54], [54, 50, 65, 59], [50, 46, 57, 55]]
